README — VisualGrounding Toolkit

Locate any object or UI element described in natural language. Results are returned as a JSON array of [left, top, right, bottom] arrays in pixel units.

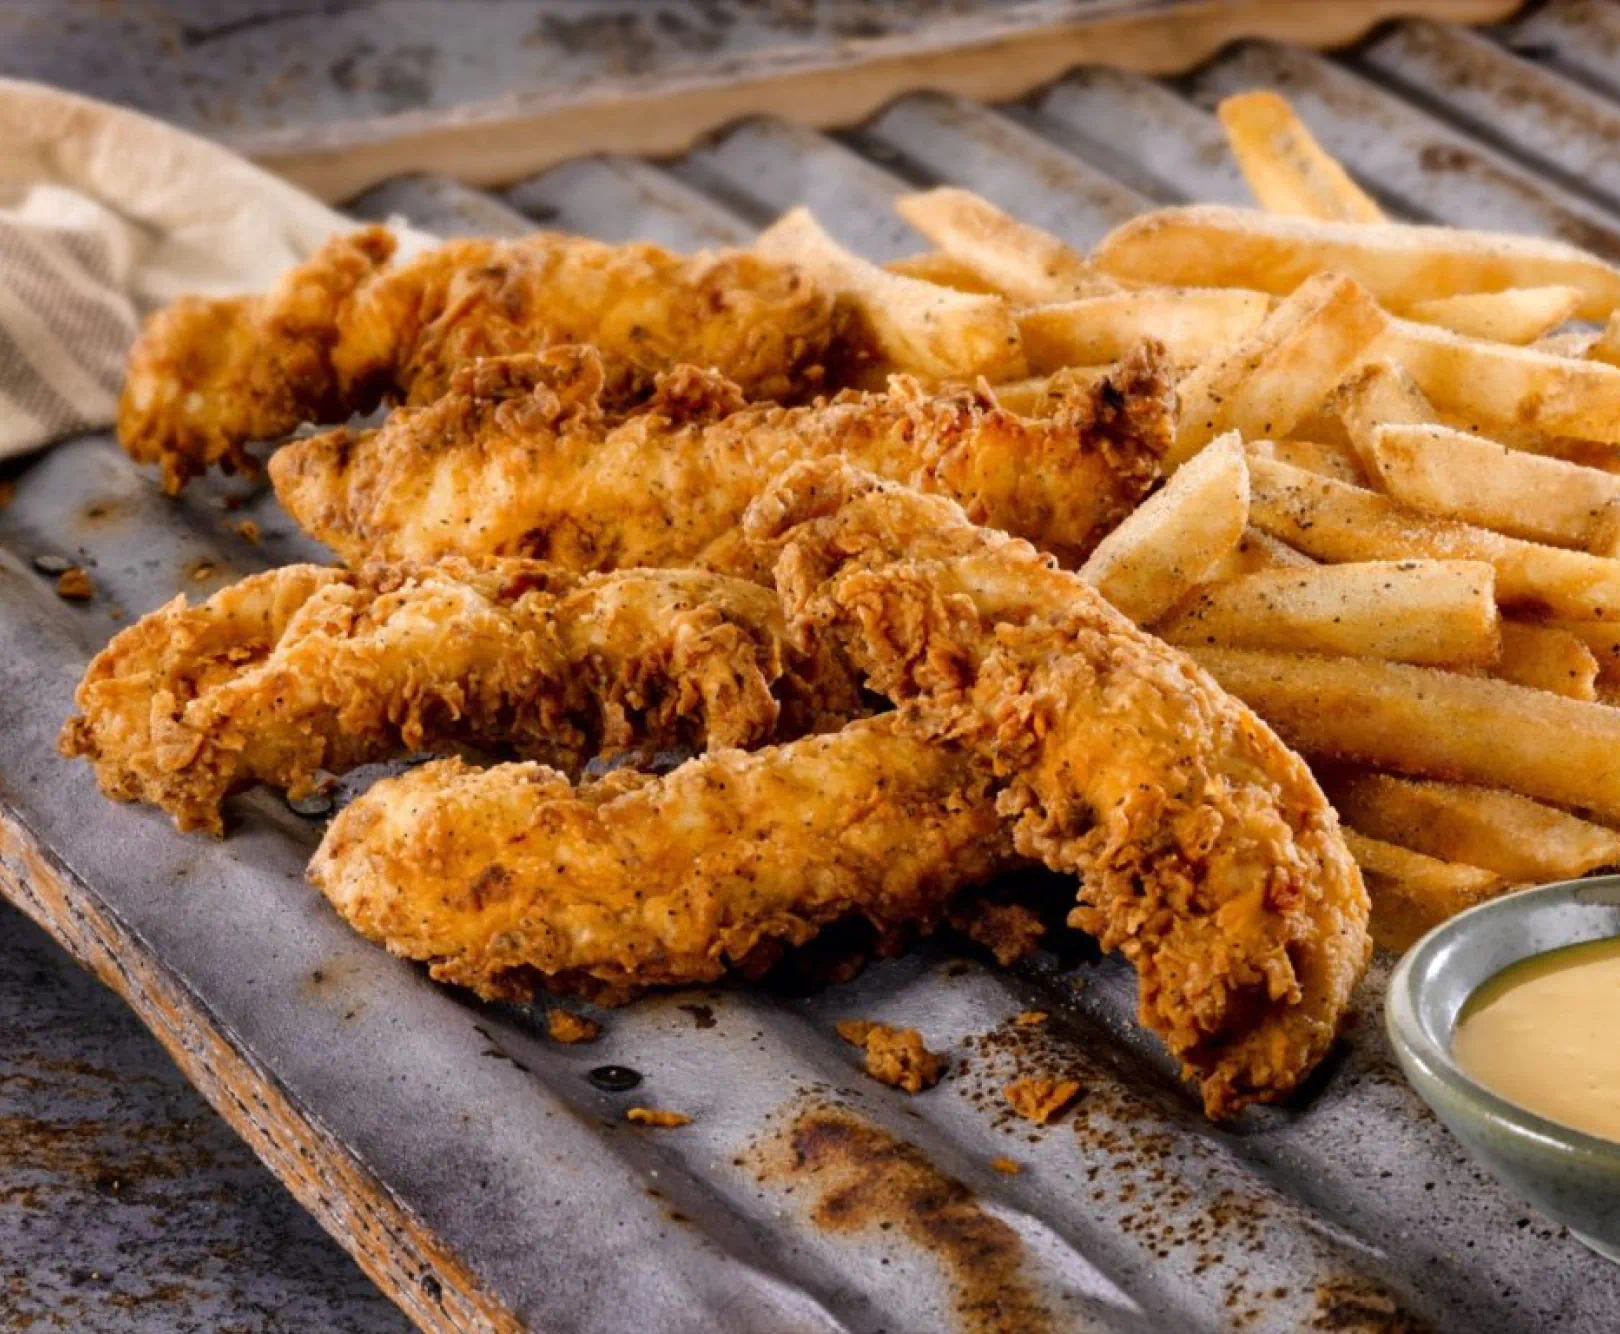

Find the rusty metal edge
[[234, 0, 1524, 203]]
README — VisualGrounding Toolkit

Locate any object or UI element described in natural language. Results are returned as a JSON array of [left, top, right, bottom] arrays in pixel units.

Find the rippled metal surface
[[5, 4, 1620, 1330]]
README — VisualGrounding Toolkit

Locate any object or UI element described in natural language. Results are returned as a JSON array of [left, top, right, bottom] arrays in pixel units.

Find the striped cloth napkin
[[0, 78, 428, 462]]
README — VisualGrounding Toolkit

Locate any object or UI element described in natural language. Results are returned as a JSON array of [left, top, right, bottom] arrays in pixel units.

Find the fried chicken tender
[[307, 715, 1018, 1000], [119, 226, 834, 492], [60, 557, 858, 835], [269, 341, 1172, 578], [745, 459, 1370, 1118]]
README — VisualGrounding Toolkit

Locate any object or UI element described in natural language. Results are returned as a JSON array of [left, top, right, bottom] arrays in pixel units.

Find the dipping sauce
[[1453, 936, 1620, 1144]]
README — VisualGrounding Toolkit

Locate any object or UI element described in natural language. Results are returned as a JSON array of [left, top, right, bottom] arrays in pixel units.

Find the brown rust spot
[[757, 1103, 1053, 1334], [1313, 1278, 1432, 1332]]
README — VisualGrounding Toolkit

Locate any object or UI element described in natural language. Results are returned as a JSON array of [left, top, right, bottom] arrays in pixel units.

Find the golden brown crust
[[1003, 1077, 1080, 1125], [836, 1020, 947, 1093], [746, 458, 1371, 1118], [307, 715, 1019, 1000], [59, 556, 859, 834], [118, 226, 835, 492], [268, 342, 1172, 577], [545, 1009, 602, 1044]]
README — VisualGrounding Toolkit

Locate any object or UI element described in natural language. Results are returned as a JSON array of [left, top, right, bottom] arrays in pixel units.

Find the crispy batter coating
[[119, 226, 835, 492], [268, 342, 1172, 577], [836, 1020, 947, 1093], [307, 715, 1019, 1000], [625, 1108, 691, 1128], [60, 557, 858, 835], [1003, 1077, 1080, 1125], [745, 459, 1371, 1118], [545, 1009, 601, 1044]]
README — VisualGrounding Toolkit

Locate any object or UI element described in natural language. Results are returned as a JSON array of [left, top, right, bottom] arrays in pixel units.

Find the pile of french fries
[[756, 90, 1620, 951]]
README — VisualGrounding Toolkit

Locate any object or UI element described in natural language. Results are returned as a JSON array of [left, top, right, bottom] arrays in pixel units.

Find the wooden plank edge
[[0, 804, 526, 1334], [236, 0, 1523, 203]]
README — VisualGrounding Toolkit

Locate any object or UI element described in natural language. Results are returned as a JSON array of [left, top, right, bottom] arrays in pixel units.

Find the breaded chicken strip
[[309, 715, 1016, 1001], [745, 459, 1370, 1118], [270, 341, 1172, 579], [119, 226, 834, 492], [60, 557, 858, 835]]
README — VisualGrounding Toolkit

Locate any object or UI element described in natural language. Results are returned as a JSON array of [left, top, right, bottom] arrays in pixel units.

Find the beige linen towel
[[0, 78, 431, 459]]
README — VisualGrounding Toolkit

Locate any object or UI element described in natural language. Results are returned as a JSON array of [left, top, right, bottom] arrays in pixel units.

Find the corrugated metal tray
[[6, 2, 1620, 1330]]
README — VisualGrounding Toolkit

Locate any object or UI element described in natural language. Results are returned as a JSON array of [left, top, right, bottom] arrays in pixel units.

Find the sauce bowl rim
[[1385, 873, 1620, 1162]]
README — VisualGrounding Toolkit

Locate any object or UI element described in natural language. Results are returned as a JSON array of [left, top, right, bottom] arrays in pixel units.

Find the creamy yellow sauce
[[1452, 936, 1620, 1144]]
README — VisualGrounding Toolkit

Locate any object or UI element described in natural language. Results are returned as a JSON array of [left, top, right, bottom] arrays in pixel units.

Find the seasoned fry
[[1404, 286, 1583, 345], [1547, 618, 1620, 682], [1366, 422, 1620, 555], [1173, 272, 1386, 466], [1091, 205, 1620, 319], [1251, 437, 1367, 485], [1217, 91, 1384, 224], [1492, 621, 1599, 699], [1344, 830, 1505, 954], [1332, 359, 1435, 474], [894, 187, 1114, 304], [1536, 328, 1601, 359], [885, 250, 1003, 294], [1156, 560, 1499, 666], [1248, 456, 1620, 622], [1198, 528, 1314, 583], [1191, 646, 1620, 821], [1587, 311, 1620, 368], [1327, 772, 1620, 884], [1018, 288, 1271, 372], [755, 206, 1027, 383], [1081, 432, 1248, 624], [1375, 318, 1620, 447]]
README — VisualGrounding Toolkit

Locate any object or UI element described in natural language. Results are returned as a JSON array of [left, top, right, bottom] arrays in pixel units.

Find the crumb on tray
[[1004, 1076, 1080, 1125], [990, 1156, 1023, 1175], [56, 567, 93, 601], [1013, 1010, 1048, 1027], [547, 1008, 601, 1044], [626, 1107, 691, 1128], [836, 1019, 946, 1094], [951, 900, 1046, 966]]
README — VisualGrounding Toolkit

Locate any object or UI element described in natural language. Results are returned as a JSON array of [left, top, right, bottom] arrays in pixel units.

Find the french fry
[[1327, 771, 1620, 884], [1545, 618, 1620, 683], [885, 250, 1003, 295], [1157, 560, 1499, 665], [1375, 318, 1620, 447], [1090, 204, 1620, 320], [1403, 286, 1583, 345], [1366, 422, 1620, 555], [756, 206, 1027, 382], [1249, 437, 1367, 485], [1198, 528, 1315, 583], [1332, 359, 1435, 475], [1081, 432, 1248, 624], [1491, 621, 1599, 699], [1216, 90, 1384, 225], [1018, 288, 1271, 372], [894, 188, 1116, 305], [1173, 272, 1386, 466], [1191, 646, 1620, 820], [1343, 830, 1505, 954], [1534, 328, 1601, 359], [989, 366, 1108, 417], [1587, 311, 1620, 368], [1248, 456, 1620, 622]]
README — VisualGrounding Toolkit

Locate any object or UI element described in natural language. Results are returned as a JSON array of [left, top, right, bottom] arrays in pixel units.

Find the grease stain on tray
[[751, 1101, 1054, 1334]]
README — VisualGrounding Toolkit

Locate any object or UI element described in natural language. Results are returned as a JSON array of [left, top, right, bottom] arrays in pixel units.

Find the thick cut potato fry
[[1375, 318, 1620, 447], [894, 188, 1115, 305], [885, 250, 1003, 295], [1091, 205, 1620, 320], [1344, 830, 1505, 954], [1191, 646, 1620, 821], [1328, 771, 1620, 883], [1217, 91, 1384, 225], [1081, 432, 1248, 623], [1157, 560, 1499, 665], [988, 365, 1107, 417], [1546, 618, 1620, 683], [1198, 528, 1314, 583], [1332, 360, 1435, 474], [1535, 328, 1601, 359], [1173, 272, 1386, 466], [1367, 423, 1620, 555], [1405, 286, 1583, 345], [1491, 621, 1599, 699], [1018, 288, 1270, 372], [1588, 311, 1620, 368], [1248, 456, 1620, 622], [1251, 437, 1366, 485], [756, 207, 1026, 383]]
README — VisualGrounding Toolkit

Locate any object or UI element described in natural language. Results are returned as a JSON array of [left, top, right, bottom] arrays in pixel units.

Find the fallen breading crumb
[[1004, 1076, 1081, 1125], [1013, 1010, 1048, 1027], [191, 562, 215, 582], [837, 1019, 946, 1094], [546, 1008, 601, 1044], [990, 1156, 1023, 1175], [236, 518, 262, 544], [950, 900, 1046, 966], [56, 567, 93, 601], [626, 1107, 691, 1128]]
